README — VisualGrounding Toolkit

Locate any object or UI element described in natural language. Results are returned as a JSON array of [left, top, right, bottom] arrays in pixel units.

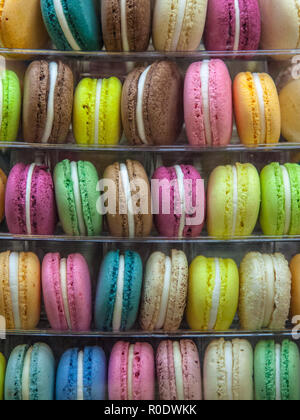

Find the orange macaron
[[290, 255, 300, 319], [0, 170, 7, 223]]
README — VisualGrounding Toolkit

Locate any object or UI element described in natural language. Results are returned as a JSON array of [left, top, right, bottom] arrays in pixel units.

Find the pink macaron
[[203, 0, 261, 52], [152, 165, 205, 237], [156, 340, 202, 400], [42, 253, 92, 331], [184, 60, 233, 146], [108, 341, 155, 400], [5, 163, 56, 235]]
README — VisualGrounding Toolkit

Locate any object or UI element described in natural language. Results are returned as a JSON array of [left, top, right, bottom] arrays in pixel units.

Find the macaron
[[153, 0, 208, 51], [103, 160, 152, 237], [73, 77, 122, 145], [156, 340, 202, 400], [0, 71, 21, 142], [255, 340, 300, 400], [139, 250, 188, 332], [101, 0, 151, 51], [5, 163, 56, 235], [121, 61, 183, 145], [0, 169, 7, 223], [0, 251, 41, 330], [5, 343, 55, 401], [289, 255, 300, 320], [203, 0, 261, 52], [56, 347, 107, 400], [207, 163, 261, 238], [108, 341, 155, 400], [42, 253, 92, 331], [187, 256, 239, 331], [204, 339, 254, 400], [279, 78, 300, 143], [260, 163, 300, 236], [184, 60, 233, 146], [41, 0, 102, 51], [54, 159, 102, 236], [239, 252, 291, 330], [0, 353, 6, 401], [95, 250, 143, 332], [152, 165, 205, 237], [233, 72, 281, 146], [23, 60, 74, 144]]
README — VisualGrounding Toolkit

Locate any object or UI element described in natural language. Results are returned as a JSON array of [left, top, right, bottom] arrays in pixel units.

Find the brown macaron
[[101, 0, 151, 52], [103, 160, 153, 237], [0, 169, 7, 223], [23, 60, 74, 144], [290, 255, 300, 319], [122, 61, 184, 145]]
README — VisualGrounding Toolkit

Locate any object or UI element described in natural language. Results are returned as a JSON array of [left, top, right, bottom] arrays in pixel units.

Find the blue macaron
[[5, 343, 55, 401], [95, 250, 143, 332], [56, 347, 107, 400], [40, 0, 102, 51]]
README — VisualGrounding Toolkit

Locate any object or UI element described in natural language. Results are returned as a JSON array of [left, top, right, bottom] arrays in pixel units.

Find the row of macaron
[[1, 338, 299, 401], [1, 59, 299, 147], [0, 160, 300, 239], [1, 249, 300, 334]]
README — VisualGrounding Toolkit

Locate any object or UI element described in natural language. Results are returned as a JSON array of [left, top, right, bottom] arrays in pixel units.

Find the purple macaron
[[203, 0, 261, 52]]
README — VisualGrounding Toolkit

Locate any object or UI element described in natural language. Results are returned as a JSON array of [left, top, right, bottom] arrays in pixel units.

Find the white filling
[[120, 164, 135, 238], [120, 0, 130, 51], [225, 341, 233, 401], [127, 344, 134, 400], [253, 74, 266, 143], [9, 252, 21, 330], [136, 66, 151, 145], [22, 347, 33, 401], [53, 0, 81, 50], [233, 0, 240, 51], [173, 342, 184, 400], [171, 0, 187, 51], [155, 256, 172, 330], [112, 255, 125, 332], [25, 163, 36, 235], [77, 351, 84, 401], [200, 61, 212, 146], [174, 165, 186, 238], [94, 79, 102, 145], [41, 62, 58, 144], [262, 255, 275, 327], [70, 161, 86, 236], [60, 258, 72, 330], [208, 259, 221, 330], [232, 166, 238, 237], [0, 77, 3, 131], [281, 166, 292, 235], [275, 344, 281, 401]]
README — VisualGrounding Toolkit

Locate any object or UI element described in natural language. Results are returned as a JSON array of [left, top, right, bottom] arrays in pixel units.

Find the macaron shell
[[286, 164, 300, 236], [108, 341, 129, 400], [0, 71, 21, 142], [0, 169, 7, 222], [280, 79, 300, 142], [156, 340, 178, 400], [83, 347, 107, 400], [29, 343, 55, 400], [290, 254, 300, 318], [281, 339, 300, 400], [232, 339, 254, 400], [255, 340, 277, 400], [0, 251, 14, 328], [181, 340, 202, 400], [204, 339, 229, 400], [0, 353, 6, 401], [56, 348, 78, 400], [4, 344, 29, 400]]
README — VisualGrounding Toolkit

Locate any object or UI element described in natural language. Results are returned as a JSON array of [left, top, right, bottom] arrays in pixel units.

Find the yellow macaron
[[0, 353, 5, 401]]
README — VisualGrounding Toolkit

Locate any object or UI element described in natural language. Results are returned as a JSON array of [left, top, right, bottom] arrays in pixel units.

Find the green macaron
[[0, 353, 5, 401], [54, 159, 102, 236], [255, 340, 300, 401], [260, 162, 300, 236], [0, 70, 21, 142]]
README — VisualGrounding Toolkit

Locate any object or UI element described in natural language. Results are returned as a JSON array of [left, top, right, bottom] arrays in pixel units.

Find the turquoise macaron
[[40, 0, 102, 51], [255, 340, 300, 401], [95, 250, 143, 332], [5, 343, 55, 401]]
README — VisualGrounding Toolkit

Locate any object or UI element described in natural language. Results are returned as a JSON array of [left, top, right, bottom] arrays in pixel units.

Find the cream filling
[[0, 77, 3, 131], [233, 0, 240, 51], [225, 341, 233, 401], [262, 255, 275, 327], [41, 62, 58, 144], [232, 166, 238, 237], [208, 259, 221, 330], [120, 164, 135, 238], [94, 79, 102, 145], [171, 0, 187, 51], [53, 0, 81, 50], [112, 255, 125, 332], [253, 74, 266, 143], [175, 165, 186, 238], [22, 347, 33, 401], [173, 342, 184, 400], [155, 256, 172, 330], [25, 163, 36, 235], [9, 252, 21, 329], [70, 161, 86, 236], [200, 61, 212, 146], [127, 344, 134, 400], [77, 351, 84, 401], [281, 166, 292, 235], [136, 66, 151, 145], [60, 258, 72, 330], [275, 344, 281, 401], [120, 0, 130, 51]]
